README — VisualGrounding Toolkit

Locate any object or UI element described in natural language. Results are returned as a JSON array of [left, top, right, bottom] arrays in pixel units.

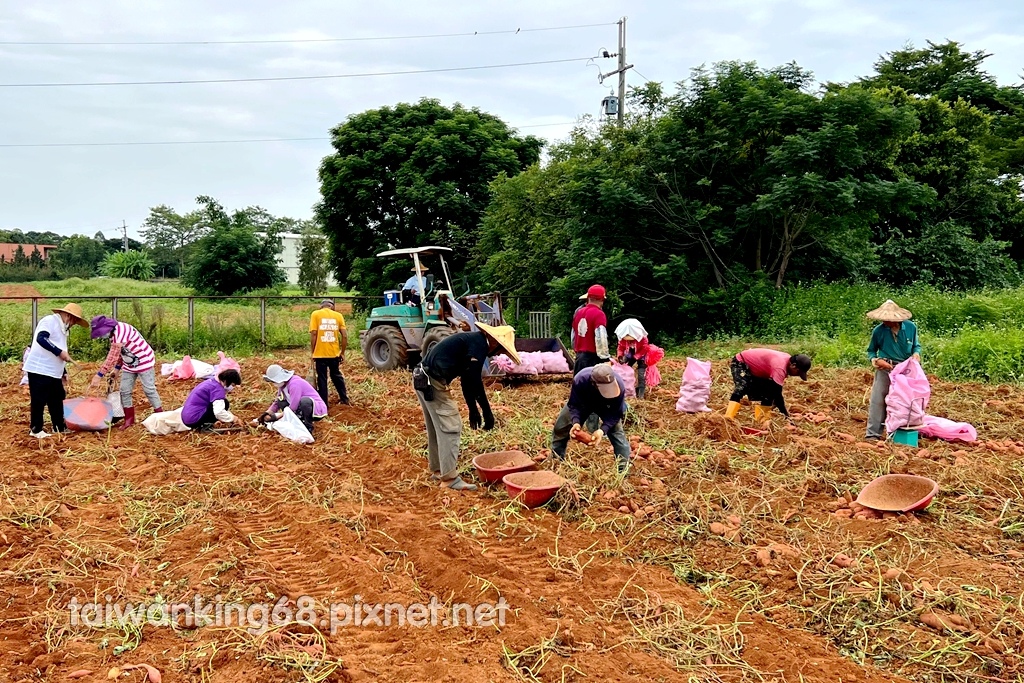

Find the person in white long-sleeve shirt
[[25, 303, 88, 438]]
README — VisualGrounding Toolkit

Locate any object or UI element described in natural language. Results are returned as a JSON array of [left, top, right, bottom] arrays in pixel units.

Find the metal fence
[[0, 294, 554, 356]]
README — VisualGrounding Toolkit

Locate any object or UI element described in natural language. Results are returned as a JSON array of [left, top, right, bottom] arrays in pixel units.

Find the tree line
[[315, 41, 1024, 339], [1, 196, 332, 297]]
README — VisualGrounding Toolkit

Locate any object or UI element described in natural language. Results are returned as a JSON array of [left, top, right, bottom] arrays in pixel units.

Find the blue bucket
[[384, 290, 400, 306]]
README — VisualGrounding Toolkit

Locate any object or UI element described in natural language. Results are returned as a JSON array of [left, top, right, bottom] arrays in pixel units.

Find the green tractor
[[359, 246, 572, 375]]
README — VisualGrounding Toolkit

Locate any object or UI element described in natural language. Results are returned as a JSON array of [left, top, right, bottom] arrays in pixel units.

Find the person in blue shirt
[[551, 364, 631, 474], [403, 264, 428, 306], [865, 300, 922, 440]]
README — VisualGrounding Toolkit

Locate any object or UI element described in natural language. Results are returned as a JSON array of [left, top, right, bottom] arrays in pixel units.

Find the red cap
[[587, 284, 606, 300]]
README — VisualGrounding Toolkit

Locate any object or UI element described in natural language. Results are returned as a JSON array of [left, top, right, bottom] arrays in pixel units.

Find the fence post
[[260, 297, 267, 349], [111, 297, 118, 319], [31, 298, 38, 331], [187, 297, 194, 352]]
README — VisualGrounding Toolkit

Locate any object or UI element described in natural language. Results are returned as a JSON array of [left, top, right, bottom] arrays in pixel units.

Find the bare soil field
[[1, 351, 1022, 682]]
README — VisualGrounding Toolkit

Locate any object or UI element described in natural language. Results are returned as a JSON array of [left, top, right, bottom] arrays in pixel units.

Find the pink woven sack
[[918, 415, 977, 442], [884, 358, 930, 434], [611, 360, 637, 398], [675, 357, 712, 413]]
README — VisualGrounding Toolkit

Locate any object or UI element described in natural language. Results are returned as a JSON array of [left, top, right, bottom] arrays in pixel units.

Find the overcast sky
[[1, 0, 1021, 241]]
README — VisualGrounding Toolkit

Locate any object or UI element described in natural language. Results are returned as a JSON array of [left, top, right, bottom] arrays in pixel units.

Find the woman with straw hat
[[412, 322, 521, 491], [24, 303, 88, 438], [865, 300, 922, 440]]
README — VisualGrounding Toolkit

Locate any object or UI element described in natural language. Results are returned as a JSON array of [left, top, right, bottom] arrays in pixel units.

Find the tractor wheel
[[363, 326, 409, 371], [421, 326, 454, 357]]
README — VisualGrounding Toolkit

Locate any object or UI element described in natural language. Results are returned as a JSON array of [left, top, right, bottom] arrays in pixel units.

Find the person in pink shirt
[[88, 315, 162, 429], [726, 348, 811, 422], [253, 364, 327, 435]]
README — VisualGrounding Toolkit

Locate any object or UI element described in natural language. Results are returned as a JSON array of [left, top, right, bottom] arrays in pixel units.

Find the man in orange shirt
[[309, 299, 350, 406]]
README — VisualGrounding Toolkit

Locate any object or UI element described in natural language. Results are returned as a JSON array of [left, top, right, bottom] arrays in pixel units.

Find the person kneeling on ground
[[181, 369, 242, 432], [726, 348, 811, 423], [88, 315, 163, 429], [254, 364, 327, 435], [413, 323, 521, 491], [551, 364, 631, 474]]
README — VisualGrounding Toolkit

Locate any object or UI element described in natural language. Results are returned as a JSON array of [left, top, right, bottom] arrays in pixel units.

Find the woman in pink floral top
[[88, 315, 163, 429]]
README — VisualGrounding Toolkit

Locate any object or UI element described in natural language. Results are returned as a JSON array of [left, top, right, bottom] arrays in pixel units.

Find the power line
[[0, 122, 579, 148], [0, 22, 613, 46], [0, 56, 592, 88]]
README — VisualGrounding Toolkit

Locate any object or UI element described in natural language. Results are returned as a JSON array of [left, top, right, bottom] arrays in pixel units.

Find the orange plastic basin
[[856, 474, 939, 513], [502, 471, 566, 508], [472, 451, 537, 484]]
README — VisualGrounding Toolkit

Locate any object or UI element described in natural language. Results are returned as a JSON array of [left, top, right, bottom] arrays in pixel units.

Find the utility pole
[[598, 17, 633, 124], [121, 220, 128, 252], [616, 18, 627, 124]]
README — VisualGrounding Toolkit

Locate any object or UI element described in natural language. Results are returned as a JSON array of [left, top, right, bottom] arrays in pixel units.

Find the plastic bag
[[611, 361, 636, 398], [885, 358, 930, 434], [491, 354, 516, 373], [192, 358, 215, 379], [646, 364, 662, 389], [107, 379, 124, 420], [918, 415, 977, 442], [64, 397, 115, 431], [540, 351, 571, 373], [171, 356, 195, 380], [267, 407, 315, 444], [215, 351, 241, 374], [645, 344, 665, 366], [161, 361, 179, 377], [143, 408, 190, 435], [676, 357, 713, 413]]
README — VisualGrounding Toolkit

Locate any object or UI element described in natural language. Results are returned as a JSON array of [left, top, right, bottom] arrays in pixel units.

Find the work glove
[[483, 413, 495, 431], [468, 408, 482, 430]]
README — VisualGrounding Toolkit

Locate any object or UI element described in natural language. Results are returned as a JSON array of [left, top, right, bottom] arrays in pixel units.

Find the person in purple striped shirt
[[88, 315, 163, 429]]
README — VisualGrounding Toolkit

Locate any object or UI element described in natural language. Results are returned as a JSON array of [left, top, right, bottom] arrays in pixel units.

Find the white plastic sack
[[676, 357, 713, 413], [143, 408, 190, 435], [161, 361, 180, 377], [267, 407, 315, 444], [192, 358, 216, 379], [108, 389, 124, 419]]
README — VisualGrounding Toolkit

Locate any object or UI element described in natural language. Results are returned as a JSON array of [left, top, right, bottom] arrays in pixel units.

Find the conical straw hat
[[476, 322, 521, 365], [866, 299, 912, 322]]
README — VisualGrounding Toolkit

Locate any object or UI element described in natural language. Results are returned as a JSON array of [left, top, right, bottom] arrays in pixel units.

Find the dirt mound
[[691, 412, 746, 441], [0, 284, 43, 297]]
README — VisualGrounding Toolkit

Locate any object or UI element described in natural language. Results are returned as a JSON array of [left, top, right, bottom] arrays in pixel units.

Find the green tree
[[316, 98, 543, 296], [298, 229, 329, 297], [49, 236, 107, 278], [140, 204, 208, 276], [100, 250, 156, 280], [181, 197, 286, 295]]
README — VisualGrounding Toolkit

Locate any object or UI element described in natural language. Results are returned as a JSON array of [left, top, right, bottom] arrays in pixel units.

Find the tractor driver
[[403, 263, 429, 306]]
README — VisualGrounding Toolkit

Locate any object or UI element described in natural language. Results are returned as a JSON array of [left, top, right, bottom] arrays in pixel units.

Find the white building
[[274, 232, 337, 287]]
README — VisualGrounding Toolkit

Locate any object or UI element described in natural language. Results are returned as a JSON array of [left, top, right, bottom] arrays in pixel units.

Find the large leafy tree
[[861, 40, 1024, 174], [316, 98, 543, 296], [181, 197, 286, 295], [140, 205, 208, 277]]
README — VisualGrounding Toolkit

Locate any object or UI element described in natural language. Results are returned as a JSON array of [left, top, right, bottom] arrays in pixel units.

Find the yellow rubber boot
[[754, 405, 771, 422], [725, 401, 741, 420]]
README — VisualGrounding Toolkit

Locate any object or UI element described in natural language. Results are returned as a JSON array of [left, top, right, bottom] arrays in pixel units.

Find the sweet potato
[[571, 429, 593, 445], [831, 553, 856, 568], [709, 522, 729, 536], [68, 672, 93, 680]]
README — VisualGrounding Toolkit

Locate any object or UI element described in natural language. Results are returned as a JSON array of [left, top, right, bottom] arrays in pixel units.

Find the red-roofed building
[[0, 243, 58, 262]]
